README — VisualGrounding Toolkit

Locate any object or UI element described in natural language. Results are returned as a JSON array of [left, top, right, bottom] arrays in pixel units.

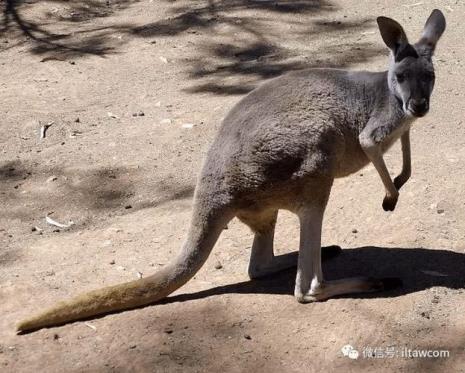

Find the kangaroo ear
[[417, 9, 446, 57], [377, 16, 409, 51], [377, 16, 417, 62]]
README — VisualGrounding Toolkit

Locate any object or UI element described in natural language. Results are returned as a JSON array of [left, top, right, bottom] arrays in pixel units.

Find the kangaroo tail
[[16, 202, 232, 334]]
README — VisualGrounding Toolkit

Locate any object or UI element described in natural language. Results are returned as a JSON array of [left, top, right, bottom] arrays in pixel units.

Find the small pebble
[[124, 205, 132, 209], [435, 201, 447, 214], [420, 311, 430, 319], [244, 334, 251, 340], [214, 261, 223, 270], [129, 344, 137, 349], [351, 228, 358, 234], [109, 260, 115, 265]]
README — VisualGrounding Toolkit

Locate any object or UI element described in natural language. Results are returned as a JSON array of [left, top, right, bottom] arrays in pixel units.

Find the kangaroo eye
[[396, 73, 405, 83]]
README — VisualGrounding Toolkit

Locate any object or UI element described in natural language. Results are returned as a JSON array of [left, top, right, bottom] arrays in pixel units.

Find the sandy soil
[[1, 1, 465, 372]]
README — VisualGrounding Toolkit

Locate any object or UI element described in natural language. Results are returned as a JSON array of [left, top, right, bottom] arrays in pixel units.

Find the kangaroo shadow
[[159, 247, 465, 304]]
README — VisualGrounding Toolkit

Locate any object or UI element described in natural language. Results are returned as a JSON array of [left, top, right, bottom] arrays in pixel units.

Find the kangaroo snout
[[407, 98, 429, 117]]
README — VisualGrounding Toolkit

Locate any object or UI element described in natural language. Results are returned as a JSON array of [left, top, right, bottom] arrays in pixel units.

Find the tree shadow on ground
[[133, 0, 383, 95], [0, 160, 31, 182], [0, 159, 194, 225], [0, 159, 195, 267], [133, 0, 335, 38], [159, 247, 465, 303], [1, 0, 139, 57], [1, 0, 334, 57], [2, 0, 385, 93]]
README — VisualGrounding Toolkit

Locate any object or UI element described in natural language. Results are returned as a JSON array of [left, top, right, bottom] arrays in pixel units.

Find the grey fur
[[16, 10, 446, 333]]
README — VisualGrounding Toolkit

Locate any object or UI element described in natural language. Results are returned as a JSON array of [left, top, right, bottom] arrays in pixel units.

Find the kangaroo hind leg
[[295, 203, 400, 303], [239, 209, 341, 280], [241, 210, 297, 279]]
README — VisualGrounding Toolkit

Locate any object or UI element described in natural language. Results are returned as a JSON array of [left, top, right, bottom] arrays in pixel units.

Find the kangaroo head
[[377, 10, 446, 118]]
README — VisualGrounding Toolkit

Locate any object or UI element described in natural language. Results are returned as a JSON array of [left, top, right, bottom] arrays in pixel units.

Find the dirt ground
[[1, 0, 465, 372]]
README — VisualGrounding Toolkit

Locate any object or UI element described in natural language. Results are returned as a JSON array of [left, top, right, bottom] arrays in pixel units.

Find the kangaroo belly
[[333, 135, 370, 178], [334, 149, 370, 177]]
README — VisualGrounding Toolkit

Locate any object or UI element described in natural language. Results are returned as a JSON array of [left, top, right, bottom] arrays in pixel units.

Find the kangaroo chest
[[334, 115, 415, 178], [380, 116, 415, 153]]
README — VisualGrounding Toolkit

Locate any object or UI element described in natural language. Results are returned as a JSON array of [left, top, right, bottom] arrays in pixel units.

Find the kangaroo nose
[[409, 98, 429, 115]]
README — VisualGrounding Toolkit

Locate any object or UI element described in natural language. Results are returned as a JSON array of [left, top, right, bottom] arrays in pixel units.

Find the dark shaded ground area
[[134, 246, 465, 305], [1, 0, 382, 94], [0, 159, 195, 224], [1, 0, 139, 56]]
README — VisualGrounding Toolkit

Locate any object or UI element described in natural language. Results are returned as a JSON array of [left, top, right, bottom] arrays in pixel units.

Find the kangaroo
[[17, 10, 446, 333]]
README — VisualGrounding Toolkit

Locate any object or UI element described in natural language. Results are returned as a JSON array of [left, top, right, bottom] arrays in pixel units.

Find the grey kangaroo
[[17, 10, 446, 333]]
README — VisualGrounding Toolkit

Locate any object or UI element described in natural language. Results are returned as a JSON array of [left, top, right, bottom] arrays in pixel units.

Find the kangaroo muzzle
[[407, 98, 429, 117]]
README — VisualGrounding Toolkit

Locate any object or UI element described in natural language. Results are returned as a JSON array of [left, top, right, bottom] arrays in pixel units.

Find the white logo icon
[[341, 344, 359, 359]]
